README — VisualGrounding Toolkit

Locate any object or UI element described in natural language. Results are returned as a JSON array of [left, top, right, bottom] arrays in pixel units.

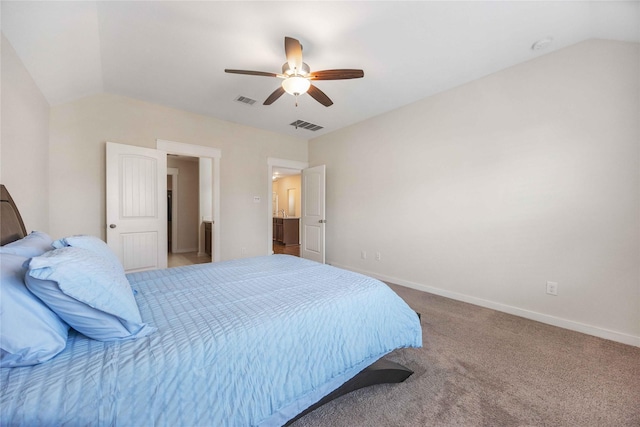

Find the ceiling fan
[[225, 37, 364, 107]]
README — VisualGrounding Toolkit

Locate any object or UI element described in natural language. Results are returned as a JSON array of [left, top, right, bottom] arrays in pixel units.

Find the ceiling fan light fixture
[[282, 76, 311, 95]]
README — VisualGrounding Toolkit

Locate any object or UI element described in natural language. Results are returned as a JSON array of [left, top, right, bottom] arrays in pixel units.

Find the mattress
[[1, 255, 422, 426]]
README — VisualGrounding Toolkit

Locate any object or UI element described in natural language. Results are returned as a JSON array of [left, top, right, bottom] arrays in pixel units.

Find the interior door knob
[[109, 224, 117, 229]]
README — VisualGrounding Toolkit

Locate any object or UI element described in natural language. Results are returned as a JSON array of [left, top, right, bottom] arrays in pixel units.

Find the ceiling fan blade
[[225, 69, 280, 78], [309, 69, 364, 80], [264, 86, 286, 105], [284, 37, 303, 73], [307, 84, 333, 107]]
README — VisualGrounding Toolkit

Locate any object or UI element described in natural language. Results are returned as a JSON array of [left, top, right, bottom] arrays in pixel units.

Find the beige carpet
[[291, 284, 640, 427]]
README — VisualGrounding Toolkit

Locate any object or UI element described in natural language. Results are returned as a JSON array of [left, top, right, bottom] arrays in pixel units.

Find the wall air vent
[[290, 120, 324, 131], [234, 95, 257, 106]]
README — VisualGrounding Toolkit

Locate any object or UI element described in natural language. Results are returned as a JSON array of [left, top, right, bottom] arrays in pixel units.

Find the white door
[[106, 142, 167, 272], [301, 165, 326, 263]]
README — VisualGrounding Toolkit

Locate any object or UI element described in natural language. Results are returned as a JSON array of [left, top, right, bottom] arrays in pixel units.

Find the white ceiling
[[2, 1, 639, 141]]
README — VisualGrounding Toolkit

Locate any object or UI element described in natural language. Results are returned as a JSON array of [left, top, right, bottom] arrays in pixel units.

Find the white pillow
[[0, 231, 53, 258], [25, 247, 155, 341], [0, 253, 69, 367]]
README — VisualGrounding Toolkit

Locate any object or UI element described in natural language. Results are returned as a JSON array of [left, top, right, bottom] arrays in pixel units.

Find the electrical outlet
[[241, 247, 247, 256], [375, 251, 381, 261], [361, 251, 367, 260], [546, 281, 558, 296]]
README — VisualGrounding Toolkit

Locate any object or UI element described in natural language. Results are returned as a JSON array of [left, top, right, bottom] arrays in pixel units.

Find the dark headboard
[[1, 185, 27, 246]]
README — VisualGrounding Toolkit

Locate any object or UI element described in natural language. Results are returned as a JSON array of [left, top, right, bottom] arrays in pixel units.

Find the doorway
[[158, 139, 221, 263], [167, 156, 210, 267], [272, 167, 302, 257], [267, 158, 308, 257]]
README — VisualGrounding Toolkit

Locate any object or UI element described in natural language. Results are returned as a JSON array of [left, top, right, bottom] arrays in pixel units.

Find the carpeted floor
[[291, 284, 640, 427]]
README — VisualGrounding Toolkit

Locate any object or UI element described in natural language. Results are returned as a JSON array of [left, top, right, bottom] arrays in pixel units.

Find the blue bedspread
[[1, 255, 422, 426]]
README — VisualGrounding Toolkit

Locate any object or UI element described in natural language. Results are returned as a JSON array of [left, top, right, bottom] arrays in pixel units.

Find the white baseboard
[[330, 262, 640, 348], [172, 248, 199, 254]]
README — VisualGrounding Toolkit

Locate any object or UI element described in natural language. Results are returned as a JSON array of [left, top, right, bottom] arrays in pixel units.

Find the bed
[[0, 184, 422, 426]]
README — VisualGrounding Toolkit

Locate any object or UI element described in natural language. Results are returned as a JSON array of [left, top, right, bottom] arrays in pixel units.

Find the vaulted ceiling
[[2, 1, 639, 140]]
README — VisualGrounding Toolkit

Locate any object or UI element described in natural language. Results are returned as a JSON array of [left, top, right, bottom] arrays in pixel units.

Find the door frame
[[267, 157, 308, 255], [167, 167, 179, 254], [158, 139, 222, 262]]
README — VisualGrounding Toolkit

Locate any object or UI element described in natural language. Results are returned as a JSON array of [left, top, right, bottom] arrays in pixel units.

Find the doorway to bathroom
[[272, 167, 302, 257], [267, 158, 308, 258], [267, 158, 326, 263]]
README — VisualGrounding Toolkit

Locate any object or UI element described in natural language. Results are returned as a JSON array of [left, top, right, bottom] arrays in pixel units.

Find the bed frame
[[285, 358, 413, 425], [0, 185, 27, 245], [0, 183, 414, 424]]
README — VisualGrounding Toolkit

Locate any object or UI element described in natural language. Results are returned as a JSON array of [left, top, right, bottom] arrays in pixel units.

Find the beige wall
[[4, 32, 638, 346], [48, 93, 307, 260], [309, 40, 640, 345], [273, 175, 301, 217], [167, 157, 199, 252], [0, 35, 50, 232]]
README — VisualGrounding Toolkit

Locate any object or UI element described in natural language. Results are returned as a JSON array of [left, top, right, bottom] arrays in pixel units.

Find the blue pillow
[[0, 253, 69, 367], [25, 247, 155, 341], [52, 235, 124, 274], [0, 231, 53, 258]]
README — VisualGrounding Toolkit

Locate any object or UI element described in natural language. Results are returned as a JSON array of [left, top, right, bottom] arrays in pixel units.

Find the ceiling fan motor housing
[[282, 62, 310, 76]]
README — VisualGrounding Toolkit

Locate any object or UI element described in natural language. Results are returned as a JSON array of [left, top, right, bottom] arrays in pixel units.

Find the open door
[[106, 142, 167, 272], [301, 165, 326, 263]]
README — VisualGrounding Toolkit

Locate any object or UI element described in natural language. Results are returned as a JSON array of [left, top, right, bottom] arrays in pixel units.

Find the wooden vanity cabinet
[[273, 217, 299, 246], [204, 221, 212, 256]]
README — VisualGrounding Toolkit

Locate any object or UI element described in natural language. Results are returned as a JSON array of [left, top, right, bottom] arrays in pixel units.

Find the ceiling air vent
[[290, 120, 324, 131], [234, 95, 257, 106]]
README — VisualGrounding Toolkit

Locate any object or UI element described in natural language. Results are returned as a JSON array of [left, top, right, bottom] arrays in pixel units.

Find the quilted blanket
[[1, 255, 422, 426]]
